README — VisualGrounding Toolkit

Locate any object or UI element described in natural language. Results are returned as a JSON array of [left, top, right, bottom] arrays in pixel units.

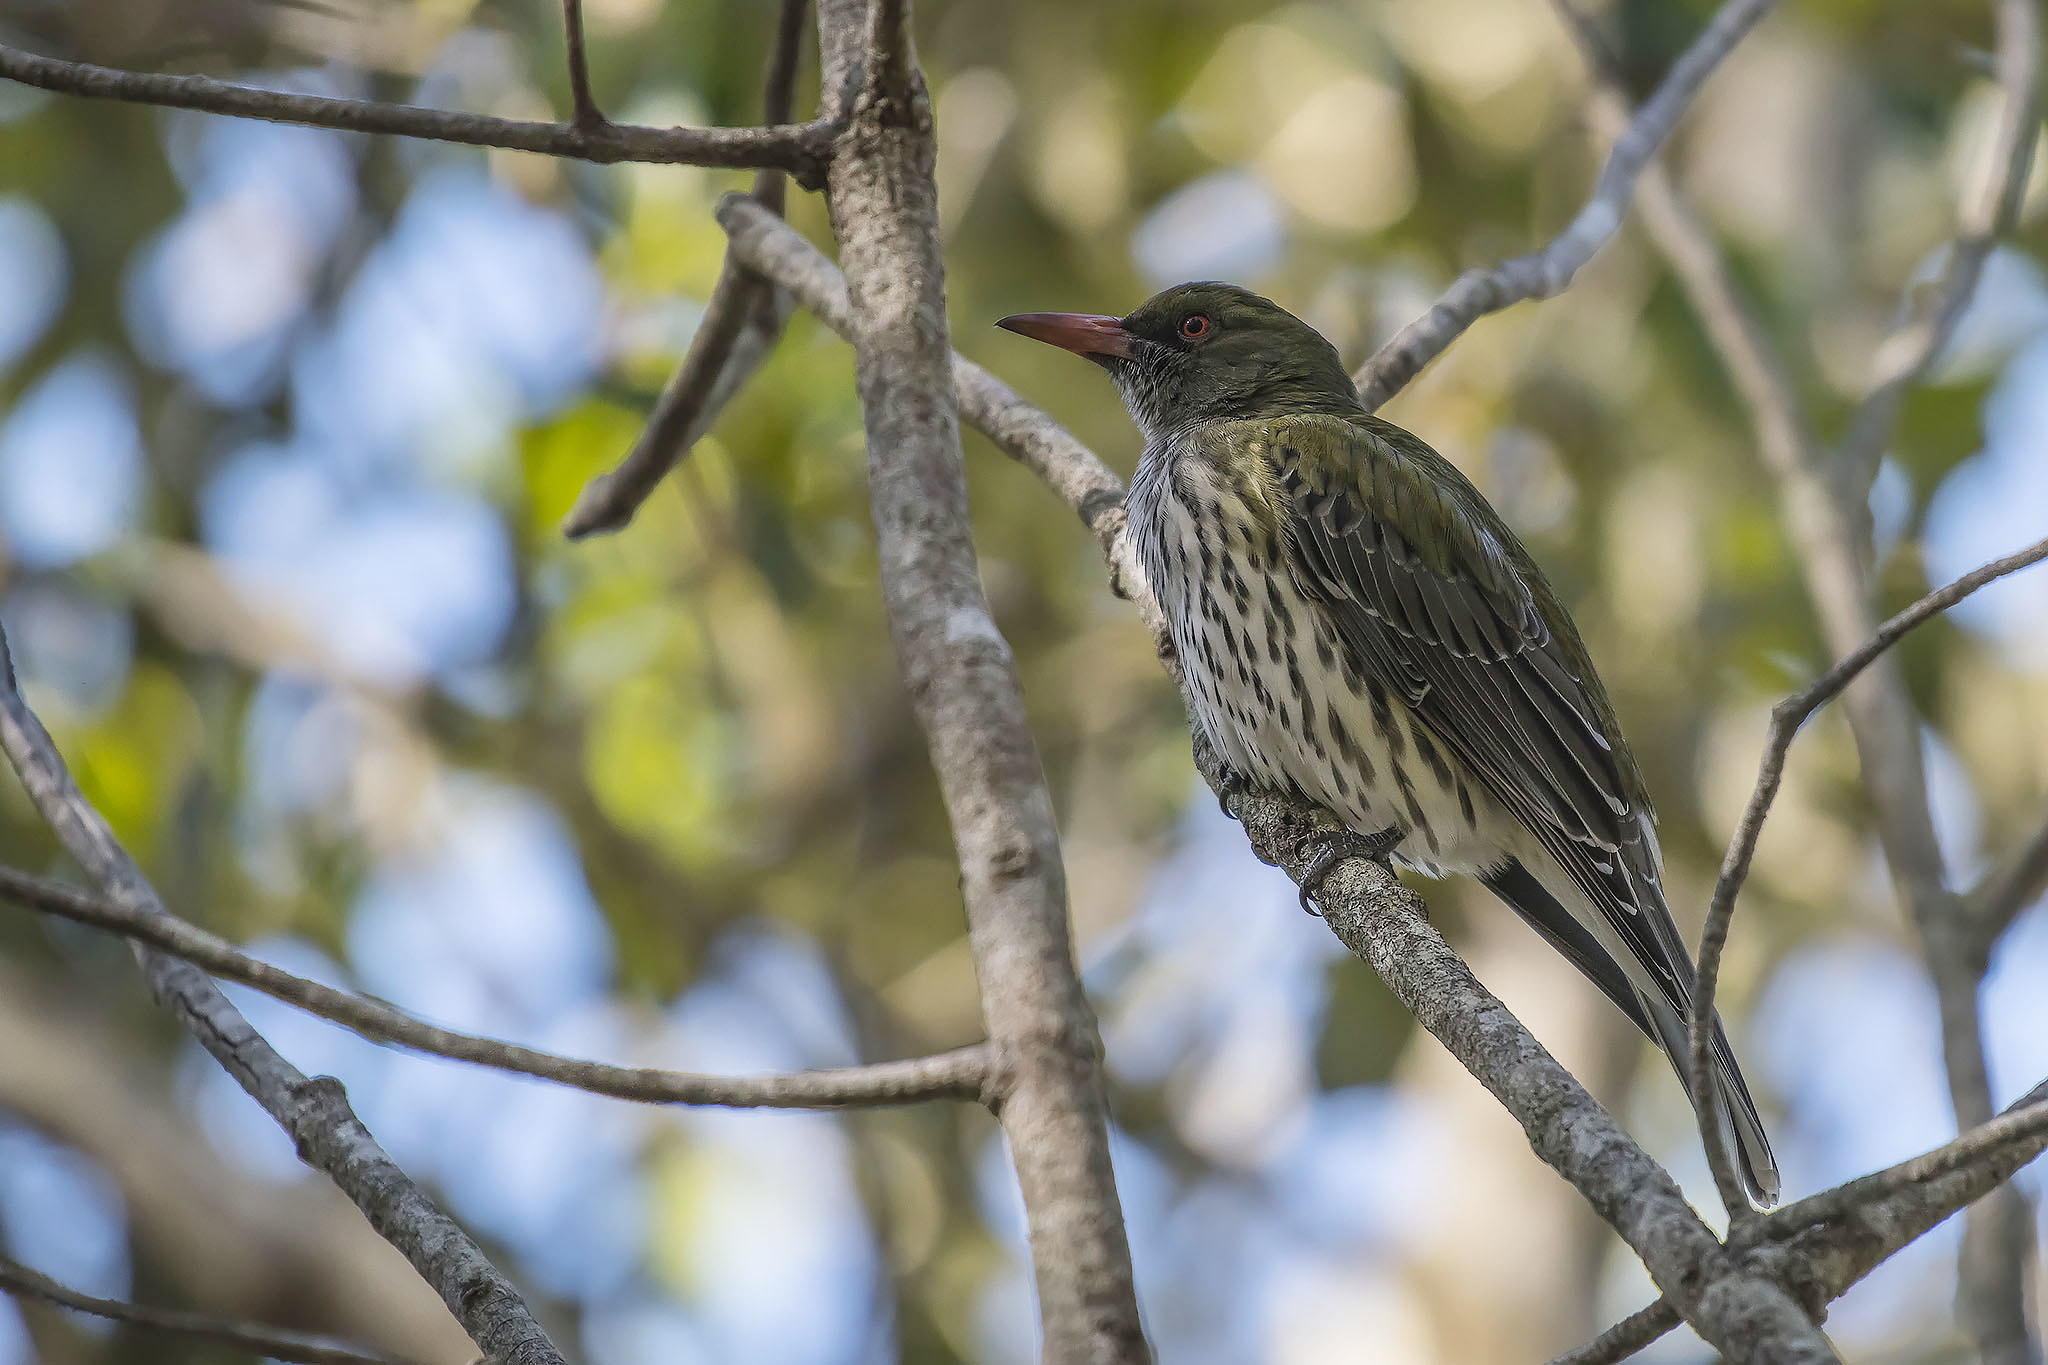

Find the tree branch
[[1351, 0, 1781, 409], [1689, 533, 2048, 1214], [807, 0, 1147, 1356], [0, 627, 568, 1365], [561, 0, 810, 539], [559, 0, 604, 129], [0, 1255, 412, 1365], [1764, 1077, 2048, 1240], [0, 41, 834, 180], [0, 863, 991, 1109], [1558, 1077, 2048, 1364], [711, 192, 1835, 1362], [1210, 741, 1831, 1361], [715, 195, 1133, 558], [1966, 809, 2048, 955], [1545, 1299, 1682, 1365], [1837, 0, 2042, 497], [1551, 5, 2045, 1347]]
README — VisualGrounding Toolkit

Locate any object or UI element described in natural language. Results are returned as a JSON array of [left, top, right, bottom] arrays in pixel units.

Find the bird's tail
[[1641, 995, 1780, 1210], [1480, 860, 1780, 1210]]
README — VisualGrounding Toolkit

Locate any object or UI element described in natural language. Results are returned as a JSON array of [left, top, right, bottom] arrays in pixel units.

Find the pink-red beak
[[995, 312, 1133, 359]]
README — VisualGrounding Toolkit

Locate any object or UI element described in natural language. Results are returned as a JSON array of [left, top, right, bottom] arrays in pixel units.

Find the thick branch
[[0, 41, 834, 179], [810, 0, 1146, 1356], [1562, 1078, 2048, 1364], [1351, 0, 1780, 409], [0, 1256, 410, 1365], [561, 0, 809, 539], [0, 863, 990, 1109], [0, 629, 566, 1365], [1207, 741, 1831, 1362]]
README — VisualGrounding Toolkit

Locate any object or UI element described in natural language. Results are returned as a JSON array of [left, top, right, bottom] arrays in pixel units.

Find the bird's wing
[[1225, 412, 1696, 1011]]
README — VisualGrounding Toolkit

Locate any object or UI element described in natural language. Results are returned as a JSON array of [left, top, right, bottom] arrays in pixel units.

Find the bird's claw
[[1297, 826, 1404, 916], [1214, 768, 1251, 819]]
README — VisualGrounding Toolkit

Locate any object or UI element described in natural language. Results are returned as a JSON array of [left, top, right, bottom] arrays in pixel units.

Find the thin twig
[[717, 196, 1131, 553], [0, 41, 833, 180], [1544, 1299, 1682, 1365], [1966, 810, 2048, 956], [0, 1256, 412, 1365], [560, 0, 604, 129], [1761, 1076, 2048, 1241], [0, 626, 568, 1365], [1352, 0, 1781, 409], [560, 0, 809, 539], [1837, 0, 2042, 497], [0, 864, 992, 1109], [561, 262, 789, 538], [1689, 533, 2048, 1223], [1548, 0, 1801, 1224]]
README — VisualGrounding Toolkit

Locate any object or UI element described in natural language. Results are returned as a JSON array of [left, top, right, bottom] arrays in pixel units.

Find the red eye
[[1179, 314, 1211, 341]]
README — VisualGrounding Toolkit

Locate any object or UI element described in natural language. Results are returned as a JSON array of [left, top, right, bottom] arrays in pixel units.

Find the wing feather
[[1234, 415, 1682, 990]]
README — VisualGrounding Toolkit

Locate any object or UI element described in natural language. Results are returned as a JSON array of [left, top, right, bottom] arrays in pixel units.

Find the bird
[[998, 281, 1780, 1209]]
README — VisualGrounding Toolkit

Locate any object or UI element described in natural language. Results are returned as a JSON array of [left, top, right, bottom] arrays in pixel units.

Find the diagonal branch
[[561, 0, 809, 539], [712, 201, 1835, 1362], [1545, 1300, 1682, 1365], [1558, 1077, 2048, 1364], [1764, 1077, 2048, 1241], [0, 1255, 412, 1365], [1351, 0, 1781, 409], [0, 864, 992, 1109], [0, 627, 568, 1365], [1837, 0, 2042, 498], [0, 41, 834, 180]]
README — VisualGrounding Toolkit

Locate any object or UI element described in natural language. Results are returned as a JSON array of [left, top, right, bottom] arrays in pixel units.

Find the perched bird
[[999, 282, 1779, 1208]]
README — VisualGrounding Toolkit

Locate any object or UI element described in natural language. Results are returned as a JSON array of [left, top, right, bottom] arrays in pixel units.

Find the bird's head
[[997, 282, 1361, 444]]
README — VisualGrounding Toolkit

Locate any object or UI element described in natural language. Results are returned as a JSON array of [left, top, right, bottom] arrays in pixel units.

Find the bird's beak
[[994, 312, 1133, 359]]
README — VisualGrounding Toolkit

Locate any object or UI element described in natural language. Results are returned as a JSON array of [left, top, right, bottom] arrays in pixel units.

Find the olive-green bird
[[999, 282, 1779, 1208]]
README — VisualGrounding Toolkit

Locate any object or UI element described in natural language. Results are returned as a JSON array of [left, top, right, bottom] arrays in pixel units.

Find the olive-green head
[[997, 282, 1361, 444]]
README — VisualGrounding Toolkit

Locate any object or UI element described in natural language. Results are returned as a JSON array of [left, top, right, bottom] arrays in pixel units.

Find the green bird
[[999, 282, 1779, 1208]]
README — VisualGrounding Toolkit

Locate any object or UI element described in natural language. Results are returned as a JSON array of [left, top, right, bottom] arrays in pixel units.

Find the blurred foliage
[[0, 0, 2045, 1361]]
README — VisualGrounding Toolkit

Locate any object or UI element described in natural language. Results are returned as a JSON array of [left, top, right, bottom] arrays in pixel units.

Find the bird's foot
[[1297, 826, 1404, 916], [1214, 768, 1253, 820]]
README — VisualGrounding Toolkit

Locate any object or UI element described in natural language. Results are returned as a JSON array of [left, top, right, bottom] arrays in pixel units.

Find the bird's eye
[[1179, 314, 1211, 341]]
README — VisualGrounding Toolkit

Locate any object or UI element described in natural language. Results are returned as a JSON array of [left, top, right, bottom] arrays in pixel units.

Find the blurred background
[[0, 0, 2044, 1360]]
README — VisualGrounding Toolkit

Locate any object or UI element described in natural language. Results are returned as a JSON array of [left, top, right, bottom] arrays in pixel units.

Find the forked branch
[[0, 41, 833, 179], [561, 0, 811, 539], [0, 625, 568, 1365]]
